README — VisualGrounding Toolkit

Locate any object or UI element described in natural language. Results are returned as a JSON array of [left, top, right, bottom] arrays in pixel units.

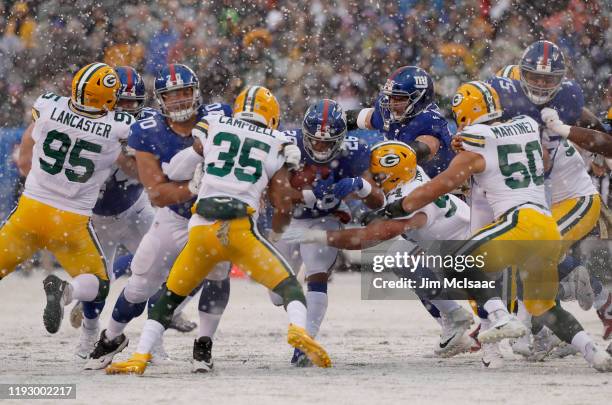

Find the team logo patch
[[102, 74, 117, 88], [379, 153, 400, 167], [452, 93, 463, 107]]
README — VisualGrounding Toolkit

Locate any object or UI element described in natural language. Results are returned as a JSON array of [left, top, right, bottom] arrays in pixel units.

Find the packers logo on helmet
[[496, 64, 521, 80], [451, 81, 503, 127], [370, 141, 417, 193], [233, 86, 280, 129], [71, 62, 120, 113]]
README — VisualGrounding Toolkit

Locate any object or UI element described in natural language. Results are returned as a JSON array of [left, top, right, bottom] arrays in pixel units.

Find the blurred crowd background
[[0, 0, 610, 127]]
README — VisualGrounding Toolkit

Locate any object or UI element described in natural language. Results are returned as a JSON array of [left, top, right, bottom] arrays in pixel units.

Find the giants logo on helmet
[[414, 76, 428, 88]]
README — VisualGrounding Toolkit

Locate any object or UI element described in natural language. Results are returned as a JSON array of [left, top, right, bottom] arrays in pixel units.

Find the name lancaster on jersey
[[48, 106, 127, 138]]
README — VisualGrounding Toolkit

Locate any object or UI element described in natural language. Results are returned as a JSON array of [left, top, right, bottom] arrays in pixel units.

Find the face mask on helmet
[[520, 68, 564, 105], [379, 89, 425, 127], [156, 86, 200, 122], [116, 96, 145, 116], [302, 127, 346, 163]]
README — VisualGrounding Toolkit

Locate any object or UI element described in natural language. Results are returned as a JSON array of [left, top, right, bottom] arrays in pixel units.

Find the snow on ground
[[1, 270, 611, 405]]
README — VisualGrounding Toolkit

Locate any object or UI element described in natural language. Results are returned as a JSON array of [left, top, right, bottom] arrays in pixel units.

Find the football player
[[85, 64, 233, 370], [106, 86, 331, 375], [346, 66, 454, 178], [1, 63, 131, 340], [378, 81, 612, 371], [69, 66, 154, 358], [489, 42, 612, 341], [281, 140, 477, 358], [267, 99, 385, 366]]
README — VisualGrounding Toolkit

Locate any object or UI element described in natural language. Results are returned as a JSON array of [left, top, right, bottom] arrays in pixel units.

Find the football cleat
[[596, 292, 612, 340], [528, 327, 561, 362], [76, 325, 99, 359], [43, 275, 68, 334], [287, 324, 331, 368], [549, 342, 579, 358], [434, 307, 474, 357], [69, 302, 84, 329], [290, 348, 312, 367], [510, 333, 533, 357], [192, 337, 214, 373], [571, 266, 594, 310], [84, 330, 128, 370], [478, 314, 527, 344], [586, 345, 612, 372], [106, 353, 151, 375], [481, 343, 504, 369], [169, 313, 197, 333]]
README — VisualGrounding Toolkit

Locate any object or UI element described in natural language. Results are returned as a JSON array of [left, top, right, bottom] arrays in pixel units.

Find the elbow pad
[[409, 140, 431, 162]]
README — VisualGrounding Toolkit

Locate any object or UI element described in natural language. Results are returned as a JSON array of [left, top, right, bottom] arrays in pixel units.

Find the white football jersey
[[386, 166, 471, 243], [461, 115, 548, 219], [541, 133, 597, 204], [25, 93, 132, 215], [191, 115, 287, 213]]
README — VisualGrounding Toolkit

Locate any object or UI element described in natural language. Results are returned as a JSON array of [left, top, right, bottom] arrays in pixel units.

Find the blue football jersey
[[127, 103, 232, 218], [92, 110, 158, 216], [283, 129, 372, 219], [370, 96, 454, 177], [488, 77, 584, 125]]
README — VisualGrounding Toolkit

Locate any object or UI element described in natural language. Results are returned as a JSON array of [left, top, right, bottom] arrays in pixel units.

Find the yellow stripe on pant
[[552, 194, 601, 253], [0, 195, 107, 279], [167, 216, 293, 297], [457, 208, 562, 316]]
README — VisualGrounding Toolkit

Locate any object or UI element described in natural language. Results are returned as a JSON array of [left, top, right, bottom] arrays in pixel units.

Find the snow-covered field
[[1, 270, 610, 405]]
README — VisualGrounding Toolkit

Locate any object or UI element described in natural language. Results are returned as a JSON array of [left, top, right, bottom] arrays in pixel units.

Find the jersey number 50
[[497, 140, 544, 189], [39, 130, 101, 183]]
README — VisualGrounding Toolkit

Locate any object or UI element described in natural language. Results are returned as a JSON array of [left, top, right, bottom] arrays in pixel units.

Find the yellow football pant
[[167, 216, 293, 296], [457, 207, 561, 316], [552, 194, 601, 251], [0, 195, 107, 280]]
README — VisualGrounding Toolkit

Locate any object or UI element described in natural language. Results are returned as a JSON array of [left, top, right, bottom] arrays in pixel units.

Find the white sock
[[516, 300, 532, 327], [106, 318, 128, 340], [136, 320, 165, 354], [198, 311, 222, 339], [484, 298, 509, 325], [594, 290, 610, 310], [82, 316, 99, 331], [172, 295, 193, 320], [286, 301, 307, 329], [430, 299, 460, 315], [306, 291, 328, 338], [571, 330, 596, 361], [69, 274, 99, 303]]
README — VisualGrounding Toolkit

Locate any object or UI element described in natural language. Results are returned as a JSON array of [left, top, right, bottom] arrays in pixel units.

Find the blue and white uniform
[[370, 97, 454, 178], [91, 108, 157, 279], [117, 103, 233, 311]]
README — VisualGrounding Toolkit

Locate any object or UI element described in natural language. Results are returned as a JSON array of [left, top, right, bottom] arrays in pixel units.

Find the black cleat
[[84, 330, 129, 370], [192, 337, 213, 373], [43, 275, 67, 334]]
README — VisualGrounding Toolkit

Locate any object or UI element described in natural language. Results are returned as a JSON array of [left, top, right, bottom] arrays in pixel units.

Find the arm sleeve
[[164, 146, 204, 181], [458, 125, 488, 153]]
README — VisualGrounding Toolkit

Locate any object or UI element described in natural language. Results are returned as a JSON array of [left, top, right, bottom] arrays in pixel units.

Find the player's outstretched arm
[[269, 166, 295, 234], [115, 147, 139, 180], [135, 150, 194, 207], [17, 122, 35, 177], [400, 150, 484, 215], [361, 171, 386, 209], [578, 107, 606, 132]]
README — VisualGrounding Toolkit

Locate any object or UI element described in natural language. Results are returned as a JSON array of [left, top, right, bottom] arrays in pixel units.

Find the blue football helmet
[[379, 66, 434, 130], [519, 40, 566, 105], [302, 99, 347, 163], [154, 64, 202, 122], [114, 66, 146, 116]]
